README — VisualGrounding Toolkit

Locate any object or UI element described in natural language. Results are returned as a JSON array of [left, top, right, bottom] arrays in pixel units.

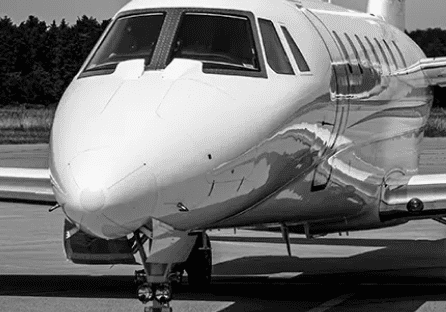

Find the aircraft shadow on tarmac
[[211, 236, 446, 279], [1, 237, 446, 311]]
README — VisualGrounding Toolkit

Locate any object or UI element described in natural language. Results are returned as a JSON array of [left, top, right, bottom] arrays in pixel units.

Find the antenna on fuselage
[[367, 0, 406, 31]]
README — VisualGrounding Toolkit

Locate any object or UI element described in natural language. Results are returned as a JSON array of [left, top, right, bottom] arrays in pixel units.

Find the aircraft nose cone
[[80, 187, 106, 212], [57, 148, 160, 239]]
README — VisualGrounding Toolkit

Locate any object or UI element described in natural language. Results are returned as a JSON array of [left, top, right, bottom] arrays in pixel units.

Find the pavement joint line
[[305, 293, 355, 312]]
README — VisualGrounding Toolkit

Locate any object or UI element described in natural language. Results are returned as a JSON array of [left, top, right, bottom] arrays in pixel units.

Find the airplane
[[2, 0, 446, 311]]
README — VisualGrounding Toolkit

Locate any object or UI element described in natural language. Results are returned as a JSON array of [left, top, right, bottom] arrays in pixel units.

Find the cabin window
[[333, 31, 350, 62], [332, 31, 353, 73], [355, 35, 371, 66], [393, 40, 407, 68], [383, 39, 398, 69], [258, 19, 294, 74], [345, 33, 363, 74], [84, 13, 166, 74], [281, 26, 310, 72], [374, 38, 390, 71], [365, 36, 381, 66], [170, 13, 260, 72]]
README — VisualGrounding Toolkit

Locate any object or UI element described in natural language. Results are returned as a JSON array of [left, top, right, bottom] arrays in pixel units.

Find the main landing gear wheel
[[185, 232, 212, 290]]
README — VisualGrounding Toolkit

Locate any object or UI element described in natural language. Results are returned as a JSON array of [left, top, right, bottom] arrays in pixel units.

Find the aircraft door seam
[[301, 9, 351, 150]]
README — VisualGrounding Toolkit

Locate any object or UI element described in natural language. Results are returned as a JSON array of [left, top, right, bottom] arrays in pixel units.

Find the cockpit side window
[[281, 26, 310, 72], [258, 18, 294, 75], [83, 13, 165, 75], [169, 13, 260, 72]]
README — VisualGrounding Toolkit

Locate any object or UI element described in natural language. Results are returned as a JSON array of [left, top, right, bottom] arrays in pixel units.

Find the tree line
[[1, 15, 446, 107], [0, 15, 109, 107]]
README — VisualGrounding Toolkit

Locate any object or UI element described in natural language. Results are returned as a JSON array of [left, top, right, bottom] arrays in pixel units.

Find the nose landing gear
[[133, 221, 212, 312], [134, 231, 174, 312]]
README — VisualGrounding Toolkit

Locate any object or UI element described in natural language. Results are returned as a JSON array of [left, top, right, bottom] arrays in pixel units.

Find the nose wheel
[[133, 229, 212, 312], [134, 231, 173, 312]]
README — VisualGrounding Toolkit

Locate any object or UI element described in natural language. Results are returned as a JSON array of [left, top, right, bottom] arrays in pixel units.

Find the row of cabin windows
[[258, 18, 311, 75], [256, 20, 408, 77], [332, 31, 407, 74]]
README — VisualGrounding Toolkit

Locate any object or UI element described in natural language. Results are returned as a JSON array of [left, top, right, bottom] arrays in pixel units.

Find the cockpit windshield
[[169, 13, 259, 71], [84, 13, 165, 73]]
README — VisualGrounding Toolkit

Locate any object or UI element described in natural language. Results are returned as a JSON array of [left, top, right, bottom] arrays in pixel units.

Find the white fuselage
[[48, 0, 431, 239]]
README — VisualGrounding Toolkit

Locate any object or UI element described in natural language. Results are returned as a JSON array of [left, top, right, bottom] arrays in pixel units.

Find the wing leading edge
[[381, 173, 446, 220], [393, 56, 446, 88], [0, 167, 55, 205]]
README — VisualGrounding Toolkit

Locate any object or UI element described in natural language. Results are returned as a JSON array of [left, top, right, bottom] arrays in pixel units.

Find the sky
[[1, 0, 446, 31]]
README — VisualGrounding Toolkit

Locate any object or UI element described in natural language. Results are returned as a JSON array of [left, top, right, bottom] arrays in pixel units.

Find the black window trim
[[355, 34, 372, 66], [281, 25, 311, 73], [383, 39, 399, 69], [364, 36, 381, 67], [392, 40, 408, 68], [374, 37, 390, 71], [332, 31, 351, 63], [258, 18, 295, 75], [332, 31, 354, 74], [79, 8, 268, 79], [344, 33, 363, 74]]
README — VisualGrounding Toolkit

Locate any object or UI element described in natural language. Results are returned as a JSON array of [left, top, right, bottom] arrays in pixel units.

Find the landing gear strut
[[133, 226, 212, 312], [134, 230, 173, 312]]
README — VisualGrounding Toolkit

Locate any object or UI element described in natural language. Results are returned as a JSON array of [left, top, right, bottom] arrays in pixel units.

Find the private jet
[[2, 0, 446, 311]]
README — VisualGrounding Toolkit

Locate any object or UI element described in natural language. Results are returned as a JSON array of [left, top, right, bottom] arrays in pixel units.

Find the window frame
[[258, 18, 295, 75], [79, 8, 269, 79], [332, 31, 353, 73], [355, 34, 372, 66], [383, 39, 398, 69], [79, 12, 167, 78], [374, 38, 390, 72], [392, 40, 408, 68], [344, 33, 363, 74], [171, 12, 261, 74], [365, 36, 381, 68], [280, 25, 311, 73]]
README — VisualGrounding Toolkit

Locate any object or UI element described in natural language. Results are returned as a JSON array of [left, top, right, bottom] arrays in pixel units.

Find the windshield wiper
[[202, 60, 258, 71], [84, 62, 118, 72]]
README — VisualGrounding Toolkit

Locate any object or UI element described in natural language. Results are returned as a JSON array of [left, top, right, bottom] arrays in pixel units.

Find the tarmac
[[0, 140, 446, 311]]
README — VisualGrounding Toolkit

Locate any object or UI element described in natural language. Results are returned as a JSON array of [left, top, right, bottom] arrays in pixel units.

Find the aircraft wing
[[0, 167, 56, 205], [381, 173, 446, 220], [393, 56, 446, 88]]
